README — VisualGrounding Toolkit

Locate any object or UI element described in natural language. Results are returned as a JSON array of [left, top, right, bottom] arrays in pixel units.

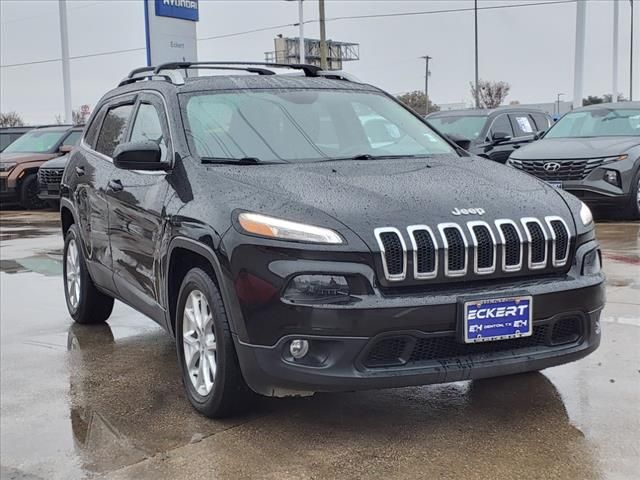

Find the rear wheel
[[176, 268, 253, 418], [19, 173, 46, 210], [63, 224, 114, 324]]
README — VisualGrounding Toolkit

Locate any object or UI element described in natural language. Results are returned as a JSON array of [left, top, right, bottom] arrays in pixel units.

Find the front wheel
[[19, 173, 46, 210], [624, 173, 640, 220], [63, 224, 114, 324], [176, 268, 253, 418]]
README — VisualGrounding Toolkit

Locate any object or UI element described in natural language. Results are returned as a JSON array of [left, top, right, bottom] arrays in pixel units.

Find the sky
[[0, 0, 638, 124]]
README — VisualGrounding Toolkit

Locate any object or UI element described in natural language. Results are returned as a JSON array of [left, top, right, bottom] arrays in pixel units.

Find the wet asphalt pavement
[[0, 210, 638, 480]]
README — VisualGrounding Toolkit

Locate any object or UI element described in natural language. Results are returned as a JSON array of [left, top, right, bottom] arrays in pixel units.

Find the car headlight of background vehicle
[[0, 162, 16, 172], [238, 212, 344, 244], [600, 154, 628, 165], [579, 201, 593, 227]]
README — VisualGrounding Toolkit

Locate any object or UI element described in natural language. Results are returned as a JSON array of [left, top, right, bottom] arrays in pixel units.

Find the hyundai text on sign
[[155, 0, 199, 21]]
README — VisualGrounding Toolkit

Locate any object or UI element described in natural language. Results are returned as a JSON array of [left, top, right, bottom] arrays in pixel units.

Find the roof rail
[[118, 61, 328, 87]]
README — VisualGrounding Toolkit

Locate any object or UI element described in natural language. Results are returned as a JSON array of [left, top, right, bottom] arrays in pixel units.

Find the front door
[[106, 94, 172, 320]]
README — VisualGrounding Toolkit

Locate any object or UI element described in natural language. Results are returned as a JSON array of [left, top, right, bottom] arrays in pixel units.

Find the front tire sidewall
[[176, 269, 232, 414]]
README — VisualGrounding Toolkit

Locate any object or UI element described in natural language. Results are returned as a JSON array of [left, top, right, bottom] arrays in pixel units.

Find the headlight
[[601, 154, 628, 164], [582, 248, 602, 275], [283, 275, 350, 304], [579, 202, 593, 226], [0, 162, 16, 172], [238, 212, 343, 244]]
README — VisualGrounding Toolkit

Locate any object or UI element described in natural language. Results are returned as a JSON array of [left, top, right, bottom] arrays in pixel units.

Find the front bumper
[[233, 248, 605, 396]]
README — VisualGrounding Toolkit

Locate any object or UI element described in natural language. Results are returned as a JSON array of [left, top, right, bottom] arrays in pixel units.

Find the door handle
[[513, 145, 521, 149], [107, 179, 123, 192], [75, 166, 85, 176]]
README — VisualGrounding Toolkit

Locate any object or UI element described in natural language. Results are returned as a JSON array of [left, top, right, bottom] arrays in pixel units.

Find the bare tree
[[56, 104, 92, 125], [0, 111, 25, 127], [470, 80, 511, 109], [395, 90, 440, 116]]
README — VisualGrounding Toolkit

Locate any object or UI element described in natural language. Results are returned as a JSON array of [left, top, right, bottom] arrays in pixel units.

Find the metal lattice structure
[[265, 36, 359, 70]]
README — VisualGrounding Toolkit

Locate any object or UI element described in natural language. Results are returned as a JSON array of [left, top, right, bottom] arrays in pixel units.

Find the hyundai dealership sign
[[144, 0, 199, 66], [155, 0, 199, 22]]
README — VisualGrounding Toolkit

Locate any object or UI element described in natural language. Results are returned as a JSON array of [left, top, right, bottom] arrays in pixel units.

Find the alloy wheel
[[65, 239, 81, 310], [182, 290, 217, 396]]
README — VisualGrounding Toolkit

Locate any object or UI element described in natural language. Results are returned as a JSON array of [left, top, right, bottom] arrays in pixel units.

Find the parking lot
[[0, 210, 637, 480]]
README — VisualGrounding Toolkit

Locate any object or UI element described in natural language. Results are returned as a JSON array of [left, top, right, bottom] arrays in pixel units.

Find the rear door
[[73, 97, 136, 290], [106, 93, 172, 320]]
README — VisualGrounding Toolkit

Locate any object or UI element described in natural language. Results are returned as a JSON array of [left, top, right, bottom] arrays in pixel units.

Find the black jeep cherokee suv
[[60, 62, 605, 418]]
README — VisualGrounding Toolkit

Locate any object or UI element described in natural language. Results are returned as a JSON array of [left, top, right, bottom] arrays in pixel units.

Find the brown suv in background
[[0, 125, 82, 209]]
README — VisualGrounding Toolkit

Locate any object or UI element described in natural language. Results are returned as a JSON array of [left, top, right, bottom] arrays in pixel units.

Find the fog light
[[289, 339, 309, 359], [582, 248, 602, 275], [603, 170, 620, 187]]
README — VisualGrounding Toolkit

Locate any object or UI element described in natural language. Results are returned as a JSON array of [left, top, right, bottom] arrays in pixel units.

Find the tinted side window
[[130, 103, 167, 159], [95, 104, 133, 157], [509, 114, 535, 137], [83, 106, 107, 148], [490, 114, 513, 137], [62, 130, 82, 146], [531, 113, 551, 131]]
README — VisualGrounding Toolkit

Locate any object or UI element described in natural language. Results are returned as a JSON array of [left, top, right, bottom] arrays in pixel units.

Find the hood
[[210, 156, 574, 249], [512, 136, 640, 160], [0, 152, 58, 164], [40, 154, 69, 169]]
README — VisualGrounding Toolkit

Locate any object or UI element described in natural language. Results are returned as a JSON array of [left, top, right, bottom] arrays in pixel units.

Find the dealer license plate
[[547, 181, 563, 189], [463, 296, 533, 344]]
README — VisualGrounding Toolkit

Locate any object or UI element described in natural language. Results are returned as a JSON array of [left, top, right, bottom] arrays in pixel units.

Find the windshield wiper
[[327, 153, 434, 162], [201, 157, 277, 165]]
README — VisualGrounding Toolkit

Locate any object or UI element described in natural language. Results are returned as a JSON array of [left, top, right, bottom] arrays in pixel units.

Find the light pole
[[474, 0, 479, 109], [298, 0, 305, 63], [573, 0, 586, 108], [421, 55, 432, 115], [556, 93, 565, 117], [319, 0, 328, 70], [613, 0, 619, 102], [631, 0, 635, 101], [58, 0, 72, 124]]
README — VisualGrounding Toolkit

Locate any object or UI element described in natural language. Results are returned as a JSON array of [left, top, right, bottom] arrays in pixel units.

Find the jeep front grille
[[374, 216, 572, 282], [509, 157, 608, 181]]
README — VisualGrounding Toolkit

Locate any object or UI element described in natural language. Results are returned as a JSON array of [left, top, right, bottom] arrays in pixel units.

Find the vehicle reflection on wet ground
[[0, 211, 638, 480]]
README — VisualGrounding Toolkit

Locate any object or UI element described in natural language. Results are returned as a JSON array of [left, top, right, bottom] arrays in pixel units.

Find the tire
[[623, 171, 640, 220], [19, 173, 46, 210], [176, 268, 253, 418], [63, 224, 114, 324]]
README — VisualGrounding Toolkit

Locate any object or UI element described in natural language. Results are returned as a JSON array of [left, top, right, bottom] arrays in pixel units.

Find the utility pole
[[58, 0, 72, 124], [556, 93, 564, 117], [474, 0, 479, 109], [631, 0, 635, 101], [573, 0, 586, 108], [298, 0, 305, 64], [421, 56, 432, 115], [319, 0, 328, 70], [613, 0, 619, 102]]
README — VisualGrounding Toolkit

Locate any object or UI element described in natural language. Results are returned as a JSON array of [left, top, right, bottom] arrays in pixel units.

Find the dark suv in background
[[427, 107, 552, 163], [60, 62, 604, 418], [509, 102, 640, 219]]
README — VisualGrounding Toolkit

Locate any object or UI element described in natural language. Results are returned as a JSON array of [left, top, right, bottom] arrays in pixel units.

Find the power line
[[1, 0, 577, 69], [0, 1, 102, 25]]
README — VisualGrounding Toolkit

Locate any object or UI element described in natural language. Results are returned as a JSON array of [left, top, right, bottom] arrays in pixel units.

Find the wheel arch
[[165, 237, 246, 340]]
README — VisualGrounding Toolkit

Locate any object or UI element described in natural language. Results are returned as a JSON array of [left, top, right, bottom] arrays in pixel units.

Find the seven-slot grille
[[509, 157, 608, 181], [38, 168, 64, 187], [374, 216, 571, 282]]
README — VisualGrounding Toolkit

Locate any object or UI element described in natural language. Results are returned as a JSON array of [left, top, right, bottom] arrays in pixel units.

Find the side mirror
[[59, 144, 73, 154], [113, 141, 165, 171], [445, 134, 471, 151], [533, 129, 546, 140], [491, 131, 512, 144]]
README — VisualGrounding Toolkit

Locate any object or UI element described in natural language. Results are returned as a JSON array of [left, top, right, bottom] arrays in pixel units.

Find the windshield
[[3, 129, 68, 153], [545, 107, 640, 138], [182, 89, 455, 162], [428, 115, 487, 140]]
